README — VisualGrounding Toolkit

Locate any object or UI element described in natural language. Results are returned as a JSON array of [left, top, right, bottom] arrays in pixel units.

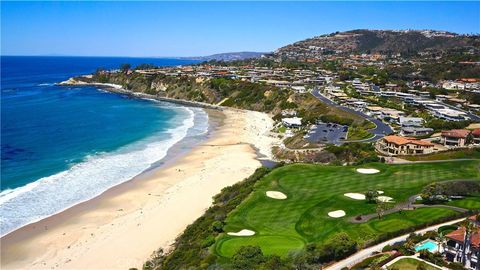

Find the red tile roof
[[446, 227, 480, 249], [472, 129, 480, 137], [383, 135, 434, 147], [441, 129, 470, 139]]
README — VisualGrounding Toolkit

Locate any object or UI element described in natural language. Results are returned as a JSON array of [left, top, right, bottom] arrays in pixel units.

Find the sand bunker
[[344, 193, 366, 200], [328, 210, 346, 218], [356, 168, 380, 174], [377, 196, 394, 202], [266, 191, 287, 200], [227, 229, 255, 236]]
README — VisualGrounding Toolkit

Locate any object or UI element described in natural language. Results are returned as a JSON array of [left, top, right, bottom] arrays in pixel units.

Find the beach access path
[[1, 108, 279, 270]]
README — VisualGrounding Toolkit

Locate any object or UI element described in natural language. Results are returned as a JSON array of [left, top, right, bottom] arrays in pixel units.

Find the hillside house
[[441, 129, 471, 147], [377, 135, 435, 156]]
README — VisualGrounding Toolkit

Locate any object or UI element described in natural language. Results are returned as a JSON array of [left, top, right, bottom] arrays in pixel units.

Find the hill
[[275, 29, 479, 57], [184, 51, 267, 61]]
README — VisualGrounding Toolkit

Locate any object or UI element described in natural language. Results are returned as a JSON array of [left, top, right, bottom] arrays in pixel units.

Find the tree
[[459, 219, 476, 266], [231, 246, 266, 270], [437, 233, 447, 254], [375, 200, 388, 219], [365, 190, 379, 203], [404, 238, 416, 253], [120, 63, 131, 73], [466, 132, 474, 145]]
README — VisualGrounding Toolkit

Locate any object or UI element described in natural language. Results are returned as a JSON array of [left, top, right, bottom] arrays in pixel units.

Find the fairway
[[215, 160, 480, 257]]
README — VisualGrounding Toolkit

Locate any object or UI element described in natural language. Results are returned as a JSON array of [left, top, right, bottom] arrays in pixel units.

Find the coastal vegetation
[[142, 160, 479, 269], [82, 65, 365, 124]]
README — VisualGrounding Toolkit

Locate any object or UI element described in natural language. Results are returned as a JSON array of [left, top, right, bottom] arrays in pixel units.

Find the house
[[282, 117, 302, 128], [472, 129, 480, 144], [444, 222, 480, 269], [441, 129, 471, 147], [400, 127, 434, 137], [377, 135, 435, 156], [399, 117, 424, 127], [432, 108, 469, 122]]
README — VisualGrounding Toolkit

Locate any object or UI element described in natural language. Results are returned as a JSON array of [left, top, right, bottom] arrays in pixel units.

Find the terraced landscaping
[[214, 160, 480, 258]]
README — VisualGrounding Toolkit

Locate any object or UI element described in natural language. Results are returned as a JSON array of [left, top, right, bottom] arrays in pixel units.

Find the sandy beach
[[1, 108, 277, 270]]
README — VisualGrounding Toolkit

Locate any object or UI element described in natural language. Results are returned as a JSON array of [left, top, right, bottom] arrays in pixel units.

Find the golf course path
[[324, 217, 466, 270], [350, 195, 469, 223]]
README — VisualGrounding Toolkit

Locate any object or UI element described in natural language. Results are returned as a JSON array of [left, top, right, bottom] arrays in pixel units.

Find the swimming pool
[[415, 240, 438, 253]]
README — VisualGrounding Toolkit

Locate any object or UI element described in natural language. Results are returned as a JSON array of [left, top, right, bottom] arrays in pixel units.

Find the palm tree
[[459, 220, 475, 266], [437, 232, 447, 254]]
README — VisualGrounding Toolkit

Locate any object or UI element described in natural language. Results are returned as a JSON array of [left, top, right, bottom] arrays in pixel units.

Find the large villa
[[444, 216, 480, 269], [376, 135, 435, 156]]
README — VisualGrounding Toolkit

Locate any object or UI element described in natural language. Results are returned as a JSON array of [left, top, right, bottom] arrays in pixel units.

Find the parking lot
[[304, 122, 348, 145]]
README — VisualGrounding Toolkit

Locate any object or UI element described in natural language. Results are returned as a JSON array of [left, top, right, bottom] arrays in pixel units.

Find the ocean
[[0, 56, 205, 236]]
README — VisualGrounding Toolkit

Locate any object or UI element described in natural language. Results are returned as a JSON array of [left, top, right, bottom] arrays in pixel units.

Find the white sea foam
[[0, 104, 208, 236]]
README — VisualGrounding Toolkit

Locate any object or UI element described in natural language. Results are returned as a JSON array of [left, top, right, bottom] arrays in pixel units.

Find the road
[[311, 89, 393, 142], [323, 217, 466, 270]]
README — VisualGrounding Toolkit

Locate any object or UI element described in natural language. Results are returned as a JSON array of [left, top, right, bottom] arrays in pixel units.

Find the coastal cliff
[[61, 71, 365, 127], [61, 72, 294, 114]]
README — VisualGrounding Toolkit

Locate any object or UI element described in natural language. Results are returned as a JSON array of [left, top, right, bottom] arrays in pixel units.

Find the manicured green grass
[[214, 160, 480, 258], [446, 194, 480, 210], [388, 258, 441, 270], [401, 148, 480, 161]]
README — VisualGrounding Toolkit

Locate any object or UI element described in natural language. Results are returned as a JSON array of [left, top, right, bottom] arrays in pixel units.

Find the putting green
[[215, 160, 480, 257]]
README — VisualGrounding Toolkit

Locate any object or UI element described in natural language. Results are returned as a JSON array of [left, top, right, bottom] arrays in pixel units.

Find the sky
[[2, 1, 479, 57]]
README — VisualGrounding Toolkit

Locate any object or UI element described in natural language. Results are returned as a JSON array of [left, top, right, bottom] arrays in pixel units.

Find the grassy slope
[[388, 258, 441, 270], [401, 148, 480, 161], [446, 193, 480, 210], [214, 160, 480, 258]]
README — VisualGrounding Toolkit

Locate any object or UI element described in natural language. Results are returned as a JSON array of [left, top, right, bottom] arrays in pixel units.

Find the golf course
[[214, 160, 480, 258]]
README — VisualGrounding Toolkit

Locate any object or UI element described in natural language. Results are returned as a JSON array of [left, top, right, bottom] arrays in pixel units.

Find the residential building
[[282, 117, 302, 128], [399, 117, 424, 127], [400, 127, 434, 137], [472, 129, 480, 144], [441, 129, 471, 147], [377, 135, 435, 156], [445, 225, 480, 269]]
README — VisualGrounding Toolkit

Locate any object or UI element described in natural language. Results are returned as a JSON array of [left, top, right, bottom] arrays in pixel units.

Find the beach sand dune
[[1, 108, 278, 270]]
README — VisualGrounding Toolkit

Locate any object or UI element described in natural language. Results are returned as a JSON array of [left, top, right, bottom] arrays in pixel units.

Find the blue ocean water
[[0, 56, 205, 236]]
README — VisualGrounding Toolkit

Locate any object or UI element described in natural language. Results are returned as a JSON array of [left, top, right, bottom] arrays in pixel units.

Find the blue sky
[[2, 1, 479, 57]]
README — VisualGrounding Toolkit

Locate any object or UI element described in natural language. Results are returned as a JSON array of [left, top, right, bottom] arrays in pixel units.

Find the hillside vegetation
[[83, 71, 364, 124], [276, 29, 479, 55]]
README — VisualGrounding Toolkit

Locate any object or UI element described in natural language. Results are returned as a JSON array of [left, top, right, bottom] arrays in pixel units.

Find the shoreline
[[1, 86, 278, 269], [58, 78, 226, 111]]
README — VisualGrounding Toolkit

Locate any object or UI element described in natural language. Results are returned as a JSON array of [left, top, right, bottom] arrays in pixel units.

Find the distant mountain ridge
[[183, 51, 267, 62], [275, 29, 479, 56]]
